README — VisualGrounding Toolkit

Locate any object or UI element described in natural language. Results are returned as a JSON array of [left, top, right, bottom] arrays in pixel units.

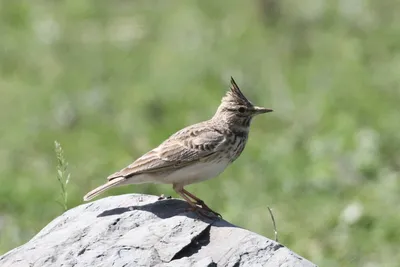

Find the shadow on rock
[[96, 198, 237, 228]]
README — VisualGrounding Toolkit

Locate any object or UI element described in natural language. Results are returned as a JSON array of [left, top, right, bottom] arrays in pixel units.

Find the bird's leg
[[181, 189, 208, 207], [173, 184, 198, 208], [173, 184, 216, 219], [181, 188, 222, 218]]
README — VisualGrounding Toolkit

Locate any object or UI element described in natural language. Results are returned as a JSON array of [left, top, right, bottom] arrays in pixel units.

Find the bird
[[83, 77, 273, 217]]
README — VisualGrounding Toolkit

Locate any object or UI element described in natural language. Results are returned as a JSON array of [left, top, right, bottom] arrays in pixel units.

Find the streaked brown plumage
[[83, 77, 272, 217]]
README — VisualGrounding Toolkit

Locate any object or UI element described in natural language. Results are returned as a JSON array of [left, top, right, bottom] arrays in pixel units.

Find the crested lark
[[83, 77, 272, 217]]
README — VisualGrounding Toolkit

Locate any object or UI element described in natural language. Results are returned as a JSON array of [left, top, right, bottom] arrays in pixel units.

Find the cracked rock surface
[[0, 194, 317, 267]]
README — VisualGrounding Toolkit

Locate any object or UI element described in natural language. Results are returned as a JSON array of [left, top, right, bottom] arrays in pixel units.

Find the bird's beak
[[253, 106, 273, 114]]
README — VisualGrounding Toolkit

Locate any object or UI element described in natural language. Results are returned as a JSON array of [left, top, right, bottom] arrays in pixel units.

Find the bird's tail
[[83, 177, 126, 201]]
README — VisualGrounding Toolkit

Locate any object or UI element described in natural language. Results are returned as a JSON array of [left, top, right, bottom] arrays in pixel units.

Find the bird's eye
[[238, 107, 246, 113]]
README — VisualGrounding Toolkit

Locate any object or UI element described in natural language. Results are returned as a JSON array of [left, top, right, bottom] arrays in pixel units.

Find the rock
[[0, 194, 317, 267]]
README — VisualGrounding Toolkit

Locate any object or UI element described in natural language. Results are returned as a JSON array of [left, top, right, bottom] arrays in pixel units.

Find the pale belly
[[130, 159, 231, 186]]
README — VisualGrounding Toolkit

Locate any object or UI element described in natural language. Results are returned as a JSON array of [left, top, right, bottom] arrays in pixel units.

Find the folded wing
[[107, 125, 226, 181]]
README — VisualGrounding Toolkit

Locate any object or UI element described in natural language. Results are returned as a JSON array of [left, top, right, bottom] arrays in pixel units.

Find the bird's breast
[[228, 133, 248, 162]]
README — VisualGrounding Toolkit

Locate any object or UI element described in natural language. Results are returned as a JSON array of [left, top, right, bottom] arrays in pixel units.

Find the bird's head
[[214, 77, 273, 126]]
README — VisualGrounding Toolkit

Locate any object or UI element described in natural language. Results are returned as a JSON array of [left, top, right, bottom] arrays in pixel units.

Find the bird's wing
[[107, 125, 226, 180]]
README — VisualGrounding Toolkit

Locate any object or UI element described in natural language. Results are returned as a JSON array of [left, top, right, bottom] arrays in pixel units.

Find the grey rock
[[0, 194, 317, 267]]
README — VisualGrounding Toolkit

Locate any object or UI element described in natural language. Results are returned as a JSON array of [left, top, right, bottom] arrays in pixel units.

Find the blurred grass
[[1, 0, 400, 266]]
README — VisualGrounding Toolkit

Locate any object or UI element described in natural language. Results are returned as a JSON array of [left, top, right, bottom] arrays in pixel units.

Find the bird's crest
[[222, 77, 253, 106]]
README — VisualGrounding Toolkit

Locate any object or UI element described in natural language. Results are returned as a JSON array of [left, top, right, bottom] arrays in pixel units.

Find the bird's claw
[[185, 206, 219, 219], [194, 200, 222, 218], [205, 208, 222, 219]]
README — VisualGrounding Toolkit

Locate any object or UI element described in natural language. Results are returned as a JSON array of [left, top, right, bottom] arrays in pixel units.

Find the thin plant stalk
[[54, 141, 71, 211]]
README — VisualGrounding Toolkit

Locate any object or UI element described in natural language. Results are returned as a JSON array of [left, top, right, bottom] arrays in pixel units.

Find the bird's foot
[[194, 200, 222, 218], [185, 206, 219, 220]]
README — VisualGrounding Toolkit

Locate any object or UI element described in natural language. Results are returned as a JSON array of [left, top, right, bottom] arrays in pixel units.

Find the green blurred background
[[1, 0, 400, 266]]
